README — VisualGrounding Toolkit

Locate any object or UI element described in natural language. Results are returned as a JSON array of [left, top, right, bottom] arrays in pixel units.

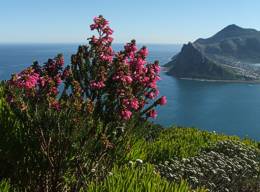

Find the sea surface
[[1, 43, 260, 141]]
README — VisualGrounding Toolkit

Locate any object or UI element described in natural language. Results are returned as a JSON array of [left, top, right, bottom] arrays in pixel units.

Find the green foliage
[[1, 80, 259, 191], [0, 83, 106, 190], [157, 140, 260, 191], [0, 83, 24, 181], [87, 163, 207, 192], [0, 180, 12, 192], [125, 126, 257, 163], [146, 127, 239, 162]]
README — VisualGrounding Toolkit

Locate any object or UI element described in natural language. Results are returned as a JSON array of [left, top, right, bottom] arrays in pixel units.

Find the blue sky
[[0, 0, 259, 44]]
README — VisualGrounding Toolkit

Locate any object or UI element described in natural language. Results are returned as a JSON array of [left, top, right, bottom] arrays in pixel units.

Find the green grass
[[87, 163, 207, 192]]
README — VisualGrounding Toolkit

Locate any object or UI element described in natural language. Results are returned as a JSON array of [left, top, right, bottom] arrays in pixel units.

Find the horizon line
[[0, 42, 183, 45]]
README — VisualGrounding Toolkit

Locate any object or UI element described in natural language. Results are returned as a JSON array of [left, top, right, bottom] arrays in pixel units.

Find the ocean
[[1, 43, 260, 141]]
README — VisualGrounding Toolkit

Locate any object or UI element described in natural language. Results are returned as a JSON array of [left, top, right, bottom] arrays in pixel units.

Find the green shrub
[[145, 127, 256, 162], [0, 180, 12, 192], [87, 163, 207, 192], [156, 140, 260, 191]]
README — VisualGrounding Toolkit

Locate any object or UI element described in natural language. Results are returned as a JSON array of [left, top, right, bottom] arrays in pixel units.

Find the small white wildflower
[[128, 160, 134, 167], [91, 168, 96, 173], [136, 159, 143, 164]]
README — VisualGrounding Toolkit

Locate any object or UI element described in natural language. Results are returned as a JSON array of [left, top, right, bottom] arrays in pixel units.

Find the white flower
[[136, 159, 143, 164], [128, 160, 134, 167]]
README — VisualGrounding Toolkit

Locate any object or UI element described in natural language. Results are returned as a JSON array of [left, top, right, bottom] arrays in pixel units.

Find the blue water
[[0, 44, 260, 141]]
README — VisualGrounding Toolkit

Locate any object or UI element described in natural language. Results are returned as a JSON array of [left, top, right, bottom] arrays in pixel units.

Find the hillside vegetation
[[0, 16, 259, 192]]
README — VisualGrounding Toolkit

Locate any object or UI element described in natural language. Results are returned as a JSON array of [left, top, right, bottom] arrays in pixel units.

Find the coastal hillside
[[165, 24, 260, 80]]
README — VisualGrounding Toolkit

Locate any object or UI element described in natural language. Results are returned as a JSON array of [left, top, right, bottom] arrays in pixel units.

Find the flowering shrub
[[8, 15, 166, 124], [2, 15, 167, 191], [8, 54, 65, 111], [70, 15, 166, 123]]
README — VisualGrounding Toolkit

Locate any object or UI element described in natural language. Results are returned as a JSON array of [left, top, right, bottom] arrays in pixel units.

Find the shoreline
[[179, 77, 260, 84], [161, 67, 260, 84]]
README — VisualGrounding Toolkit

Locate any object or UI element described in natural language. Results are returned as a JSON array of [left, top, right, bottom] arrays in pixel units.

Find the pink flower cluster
[[90, 16, 112, 34], [8, 15, 167, 122], [112, 41, 166, 120], [112, 74, 133, 84], [121, 110, 132, 120], [158, 96, 167, 105], [148, 109, 157, 118], [10, 68, 40, 90], [87, 15, 115, 92], [90, 80, 105, 90], [8, 55, 68, 111], [122, 98, 139, 111], [87, 16, 167, 121]]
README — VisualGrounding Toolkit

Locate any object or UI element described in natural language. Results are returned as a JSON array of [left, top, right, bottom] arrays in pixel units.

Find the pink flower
[[122, 98, 130, 106], [158, 96, 167, 105], [147, 91, 155, 99], [148, 109, 157, 119], [100, 53, 113, 62], [131, 98, 139, 110], [136, 58, 146, 67], [90, 23, 98, 30], [93, 16, 101, 23], [124, 41, 137, 53], [154, 89, 159, 97], [148, 80, 157, 89], [154, 64, 160, 73], [106, 36, 114, 43], [90, 80, 105, 89], [139, 47, 148, 57], [123, 75, 133, 84], [121, 110, 132, 120], [39, 77, 46, 87], [103, 26, 113, 35], [139, 100, 146, 109], [24, 73, 39, 89], [55, 75, 62, 84], [62, 68, 71, 79], [50, 87, 58, 95]]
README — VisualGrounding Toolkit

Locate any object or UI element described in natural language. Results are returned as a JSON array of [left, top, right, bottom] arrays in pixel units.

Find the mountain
[[165, 24, 260, 80]]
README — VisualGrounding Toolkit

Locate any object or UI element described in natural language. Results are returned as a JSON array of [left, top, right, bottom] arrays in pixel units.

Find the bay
[[0, 43, 260, 141]]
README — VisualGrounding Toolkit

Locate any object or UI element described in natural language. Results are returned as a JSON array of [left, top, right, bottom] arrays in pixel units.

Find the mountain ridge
[[165, 25, 260, 81]]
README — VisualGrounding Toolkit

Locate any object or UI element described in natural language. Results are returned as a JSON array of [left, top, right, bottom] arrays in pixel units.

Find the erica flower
[[153, 62, 160, 73], [25, 73, 39, 89], [147, 109, 157, 119], [49, 87, 59, 95], [131, 98, 139, 110], [147, 91, 155, 99], [90, 80, 105, 90], [54, 75, 62, 84], [122, 75, 133, 84], [103, 26, 113, 35], [121, 110, 132, 120], [158, 96, 167, 105], [62, 67, 72, 79], [139, 47, 148, 57]]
